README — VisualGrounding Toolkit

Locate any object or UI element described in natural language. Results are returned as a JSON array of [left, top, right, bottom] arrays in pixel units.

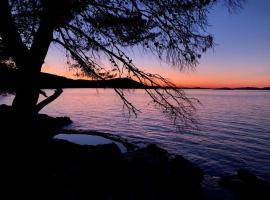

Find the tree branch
[[35, 88, 63, 113], [0, 0, 29, 68]]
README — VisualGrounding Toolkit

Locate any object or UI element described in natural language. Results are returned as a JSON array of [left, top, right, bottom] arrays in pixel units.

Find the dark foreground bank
[[0, 104, 269, 200]]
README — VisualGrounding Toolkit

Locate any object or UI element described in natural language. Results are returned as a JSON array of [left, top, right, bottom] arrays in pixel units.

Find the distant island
[[0, 64, 146, 90], [0, 64, 269, 91], [181, 87, 270, 90]]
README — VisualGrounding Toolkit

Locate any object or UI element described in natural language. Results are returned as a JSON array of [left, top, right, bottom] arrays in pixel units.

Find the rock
[[0, 104, 12, 113], [0, 104, 72, 139], [169, 154, 204, 186], [5, 139, 126, 199], [124, 144, 168, 165], [34, 114, 72, 138], [237, 169, 258, 184], [201, 175, 236, 200], [0, 104, 14, 123], [219, 175, 246, 199], [2, 134, 207, 200], [37, 114, 72, 129], [1, 105, 206, 199], [124, 144, 204, 200], [219, 169, 270, 200]]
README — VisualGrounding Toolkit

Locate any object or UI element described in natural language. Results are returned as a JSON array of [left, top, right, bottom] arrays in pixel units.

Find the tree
[[0, 0, 243, 128]]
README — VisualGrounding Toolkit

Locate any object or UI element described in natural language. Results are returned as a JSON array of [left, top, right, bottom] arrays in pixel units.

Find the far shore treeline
[[0, 64, 269, 91]]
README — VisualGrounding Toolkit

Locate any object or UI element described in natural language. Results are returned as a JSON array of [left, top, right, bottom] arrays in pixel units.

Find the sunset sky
[[43, 0, 270, 88]]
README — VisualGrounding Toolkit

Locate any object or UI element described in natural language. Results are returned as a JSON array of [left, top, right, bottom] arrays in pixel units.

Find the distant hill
[[1, 64, 269, 91], [234, 87, 270, 90], [214, 87, 270, 90], [0, 64, 146, 90]]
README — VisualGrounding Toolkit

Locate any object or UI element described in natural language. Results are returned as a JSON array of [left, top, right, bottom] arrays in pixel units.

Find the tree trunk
[[1, 0, 64, 118], [12, 67, 41, 117], [11, 10, 56, 117], [12, 64, 63, 117]]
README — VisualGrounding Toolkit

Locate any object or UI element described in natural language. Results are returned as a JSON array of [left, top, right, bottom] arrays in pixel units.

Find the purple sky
[[44, 0, 270, 87]]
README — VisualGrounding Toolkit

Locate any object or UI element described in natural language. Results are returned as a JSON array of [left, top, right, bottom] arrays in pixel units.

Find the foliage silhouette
[[0, 0, 243, 128]]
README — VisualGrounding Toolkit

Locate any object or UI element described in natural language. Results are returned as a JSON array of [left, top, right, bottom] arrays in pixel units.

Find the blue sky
[[44, 0, 270, 87]]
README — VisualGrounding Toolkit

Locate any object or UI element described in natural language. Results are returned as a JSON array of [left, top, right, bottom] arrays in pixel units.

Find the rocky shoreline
[[55, 129, 270, 200], [1, 104, 269, 200]]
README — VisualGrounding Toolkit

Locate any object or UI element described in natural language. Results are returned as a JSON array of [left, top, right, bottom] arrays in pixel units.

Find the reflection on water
[[1, 89, 270, 180], [55, 133, 127, 153]]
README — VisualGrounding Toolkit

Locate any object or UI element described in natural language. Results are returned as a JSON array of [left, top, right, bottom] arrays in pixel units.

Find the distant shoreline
[[164, 87, 270, 90], [1, 65, 269, 91], [1, 87, 270, 95]]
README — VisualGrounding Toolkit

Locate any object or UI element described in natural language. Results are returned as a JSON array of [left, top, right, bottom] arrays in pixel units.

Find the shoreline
[[1, 64, 269, 91], [1, 105, 269, 199], [55, 128, 270, 200]]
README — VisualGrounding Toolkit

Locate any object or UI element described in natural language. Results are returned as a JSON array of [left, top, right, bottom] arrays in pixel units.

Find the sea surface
[[1, 89, 270, 180]]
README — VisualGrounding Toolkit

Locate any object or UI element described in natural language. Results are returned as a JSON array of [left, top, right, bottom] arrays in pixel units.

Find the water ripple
[[1, 89, 270, 180]]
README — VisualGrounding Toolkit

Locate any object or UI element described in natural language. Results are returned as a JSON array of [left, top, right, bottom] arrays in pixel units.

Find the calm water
[[1, 89, 270, 180]]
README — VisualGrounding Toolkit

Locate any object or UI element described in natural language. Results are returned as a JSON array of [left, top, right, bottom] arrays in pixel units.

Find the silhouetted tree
[[0, 0, 243, 128]]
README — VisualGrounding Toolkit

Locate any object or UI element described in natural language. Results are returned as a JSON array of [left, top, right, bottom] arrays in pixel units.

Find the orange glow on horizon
[[170, 73, 270, 88], [42, 65, 82, 80], [42, 64, 270, 88], [144, 65, 270, 88], [43, 39, 270, 88]]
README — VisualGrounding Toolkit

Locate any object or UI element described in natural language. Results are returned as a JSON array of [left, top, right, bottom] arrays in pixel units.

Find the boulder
[[219, 169, 270, 200], [169, 154, 204, 186], [124, 144, 204, 200], [0, 104, 72, 140]]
